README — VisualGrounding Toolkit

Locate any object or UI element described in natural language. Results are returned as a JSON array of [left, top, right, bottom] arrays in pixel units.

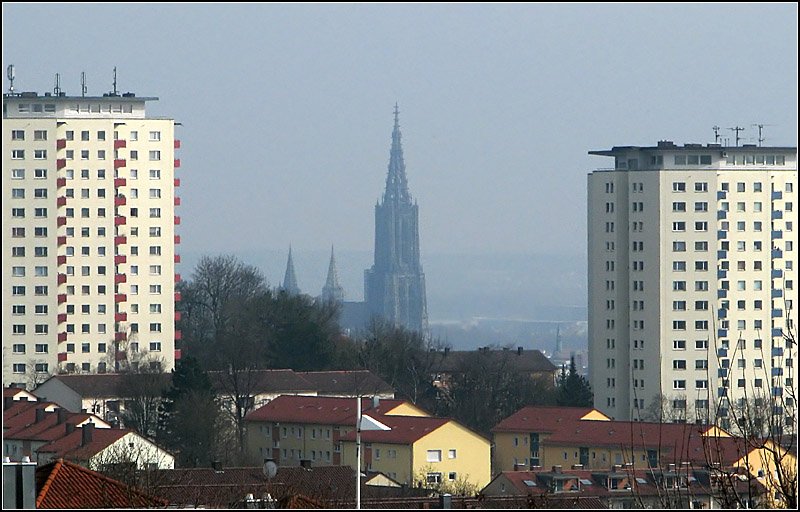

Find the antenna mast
[[712, 126, 721, 144], [751, 123, 767, 147], [7, 64, 15, 94], [727, 126, 745, 147], [54, 73, 62, 95], [81, 72, 87, 97], [112, 66, 117, 95]]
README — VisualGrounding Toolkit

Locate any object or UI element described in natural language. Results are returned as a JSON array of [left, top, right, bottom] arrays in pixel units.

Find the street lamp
[[356, 396, 391, 509]]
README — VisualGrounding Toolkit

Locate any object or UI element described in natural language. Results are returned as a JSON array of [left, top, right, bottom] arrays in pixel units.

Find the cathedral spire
[[384, 103, 410, 204], [282, 246, 300, 295], [321, 245, 345, 303]]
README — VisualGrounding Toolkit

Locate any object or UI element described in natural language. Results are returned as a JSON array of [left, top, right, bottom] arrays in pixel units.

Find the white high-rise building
[[3, 85, 182, 387], [588, 141, 797, 429]]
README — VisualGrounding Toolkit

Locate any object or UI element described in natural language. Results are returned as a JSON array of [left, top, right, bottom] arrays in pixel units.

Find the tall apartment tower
[[364, 105, 428, 334], [588, 141, 797, 428], [3, 85, 181, 387]]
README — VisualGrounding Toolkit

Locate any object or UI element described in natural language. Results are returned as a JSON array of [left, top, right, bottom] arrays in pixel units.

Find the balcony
[[773, 387, 783, 397], [175, 330, 182, 341], [174, 273, 181, 283], [718, 369, 728, 378], [57, 255, 67, 265], [58, 313, 67, 323], [772, 367, 784, 377], [114, 293, 127, 303], [57, 273, 67, 285], [114, 274, 127, 284], [57, 235, 67, 246], [114, 158, 127, 168], [717, 270, 727, 279], [174, 254, 181, 264], [174, 215, 181, 225], [174, 158, 181, 168], [717, 289, 727, 298], [174, 178, 181, 187], [174, 311, 182, 321], [772, 289, 783, 298], [115, 332, 127, 342], [56, 138, 67, 150], [57, 158, 66, 169], [57, 294, 67, 304], [114, 139, 127, 149], [57, 196, 67, 207], [115, 196, 127, 206], [717, 348, 728, 357], [717, 230, 727, 240], [58, 352, 68, 362], [773, 347, 784, 357], [717, 250, 727, 259], [58, 332, 68, 342], [717, 329, 728, 338], [717, 191, 727, 200], [772, 230, 783, 240], [114, 236, 127, 245], [174, 235, 181, 245], [56, 177, 66, 188], [174, 291, 182, 302], [174, 196, 181, 206], [114, 255, 127, 265], [718, 309, 727, 319], [114, 216, 127, 226], [115, 312, 127, 322], [717, 210, 727, 220], [772, 190, 783, 200], [772, 269, 783, 278], [772, 210, 783, 220], [772, 308, 783, 318], [174, 139, 181, 149], [174, 348, 182, 361], [772, 248, 783, 258], [114, 177, 126, 188], [772, 328, 783, 337], [115, 350, 127, 361]]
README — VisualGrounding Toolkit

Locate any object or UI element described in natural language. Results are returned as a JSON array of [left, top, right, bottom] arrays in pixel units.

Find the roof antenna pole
[[54, 73, 62, 96], [727, 126, 744, 147], [81, 72, 87, 98], [712, 126, 720, 144], [112, 67, 117, 95], [7, 64, 15, 94], [751, 124, 767, 147]]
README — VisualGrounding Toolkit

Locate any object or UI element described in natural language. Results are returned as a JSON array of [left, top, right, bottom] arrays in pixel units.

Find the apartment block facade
[[3, 90, 181, 386], [588, 141, 797, 426]]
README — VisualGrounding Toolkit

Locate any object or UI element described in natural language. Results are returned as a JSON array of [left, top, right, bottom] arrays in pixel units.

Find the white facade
[[588, 141, 797, 427], [3, 91, 181, 387]]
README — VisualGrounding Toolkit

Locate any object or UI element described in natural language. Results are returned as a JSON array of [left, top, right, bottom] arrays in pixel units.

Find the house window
[[426, 450, 442, 462], [448, 449, 457, 459], [426, 473, 442, 484]]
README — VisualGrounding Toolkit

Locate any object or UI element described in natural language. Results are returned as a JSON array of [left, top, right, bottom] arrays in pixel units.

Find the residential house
[[298, 370, 395, 399]]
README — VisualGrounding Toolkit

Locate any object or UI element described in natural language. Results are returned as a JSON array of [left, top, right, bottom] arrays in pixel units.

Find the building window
[[426, 450, 442, 462]]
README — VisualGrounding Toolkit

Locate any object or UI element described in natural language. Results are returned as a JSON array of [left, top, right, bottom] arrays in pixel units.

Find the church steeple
[[383, 103, 411, 204], [321, 245, 345, 303], [281, 246, 300, 295]]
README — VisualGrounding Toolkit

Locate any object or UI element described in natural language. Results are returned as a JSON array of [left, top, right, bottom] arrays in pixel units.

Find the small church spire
[[281, 246, 300, 295], [321, 245, 345, 303]]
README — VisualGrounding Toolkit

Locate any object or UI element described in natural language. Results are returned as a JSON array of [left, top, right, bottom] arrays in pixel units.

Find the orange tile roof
[[35, 458, 168, 508], [36, 427, 129, 462], [339, 415, 450, 444], [244, 395, 411, 425]]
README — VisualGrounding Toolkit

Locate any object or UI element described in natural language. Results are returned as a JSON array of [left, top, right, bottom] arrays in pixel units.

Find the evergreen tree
[[556, 355, 593, 407]]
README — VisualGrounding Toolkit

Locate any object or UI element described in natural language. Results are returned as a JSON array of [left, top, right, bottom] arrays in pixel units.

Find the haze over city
[[3, 3, 797, 347]]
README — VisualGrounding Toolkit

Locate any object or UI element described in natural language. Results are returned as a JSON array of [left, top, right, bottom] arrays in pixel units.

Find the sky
[[2, 3, 798, 306]]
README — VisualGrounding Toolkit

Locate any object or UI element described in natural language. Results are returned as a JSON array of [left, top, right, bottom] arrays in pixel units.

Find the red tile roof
[[340, 415, 450, 444], [35, 458, 168, 508], [492, 406, 608, 433], [3, 401, 63, 432], [298, 370, 394, 396], [244, 395, 410, 425], [4, 386, 38, 399], [36, 426, 129, 462], [208, 368, 317, 395], [35, 373, 171, 398]]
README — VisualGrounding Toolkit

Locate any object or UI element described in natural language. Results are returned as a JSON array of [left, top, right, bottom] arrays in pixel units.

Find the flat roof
[[3, 93, 157, 102], [590, 143, 796, 156]]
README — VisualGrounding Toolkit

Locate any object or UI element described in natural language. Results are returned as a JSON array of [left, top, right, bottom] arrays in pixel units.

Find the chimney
[[66, 423, 75, 435], [81, 423, 95, 446], [300, 459, 312, 469], [372, 396, 380, 409], [668, 463, 676, 472], [4, 396, 13, 411], [212, 460, 220, 471], [35, 408, 46, 423], [517, 346, 523, 356], [552, 465, 562, 474], [56, 408, 68, 425]]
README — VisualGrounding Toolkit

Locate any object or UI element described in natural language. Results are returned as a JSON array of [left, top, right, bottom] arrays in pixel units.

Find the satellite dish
[[263, 460, 278, 479]]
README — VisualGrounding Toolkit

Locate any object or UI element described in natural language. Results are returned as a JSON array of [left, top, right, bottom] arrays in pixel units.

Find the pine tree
[[556, 355, 593, 407]]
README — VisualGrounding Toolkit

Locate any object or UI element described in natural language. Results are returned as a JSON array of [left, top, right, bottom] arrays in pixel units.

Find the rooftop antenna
[[712, 126, 721, 144], [81, 72, 87, 97], [112, 66, 118, 96], [7, 64, 15, 93], [727, 126, 745, 147], [54, 73, 62, 96], [751, 124, 770, 147]]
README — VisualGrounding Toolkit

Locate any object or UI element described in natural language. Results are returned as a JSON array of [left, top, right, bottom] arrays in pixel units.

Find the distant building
[[280, 246, 301, 296], [587, 141, 797, 423]]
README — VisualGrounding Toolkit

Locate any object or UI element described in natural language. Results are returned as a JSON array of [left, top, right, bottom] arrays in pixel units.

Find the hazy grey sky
[[3, 3, 797, 264]]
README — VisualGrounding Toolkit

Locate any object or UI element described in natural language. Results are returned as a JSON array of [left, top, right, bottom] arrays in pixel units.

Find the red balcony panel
[[115, 312, 127, 322], [114, 159, 127, 168], [58, 332, 67, 342], [57, 294, 67, 304], [114, 274, 127, 284], [174, 196, 181, 206], [114, 216, 127, 226], [114, 332, 127, 342], [114, 255, 127, 265], [175, 330, 182, 341], [115, 350, 127, 361], [58, 313, 67, 324], [114, 177, 126, 188], [174, 235, 181, 245], [57, 196, 67, 207], [57, 255, 67, 265], [174, 216, 181, 225], [174, 291, 182, 302], [56, 177, 67, 188], [114, 236, 127, 245], [115, 293, 127, 303], [174, 158, 181, 168], [115, 196, 127, 206], [174, 348, 182, 361], [174, 311, 182, 322], [174, 178, 181, 187], [57, 216, 67, 227], [174, 273, 181, 283], [57, 158, 67, 169], [174, 139, 181, 149], [174, 254, 181, 264], [58, 352, 68, 362], [114, 139, 127, 149], [57, 273, 67, 285], [56, 139, 67, 150], [57, 235, 67, 246]]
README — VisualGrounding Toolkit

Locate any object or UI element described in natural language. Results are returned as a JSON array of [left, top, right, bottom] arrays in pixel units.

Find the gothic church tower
[[364, 105, 428, 334]]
